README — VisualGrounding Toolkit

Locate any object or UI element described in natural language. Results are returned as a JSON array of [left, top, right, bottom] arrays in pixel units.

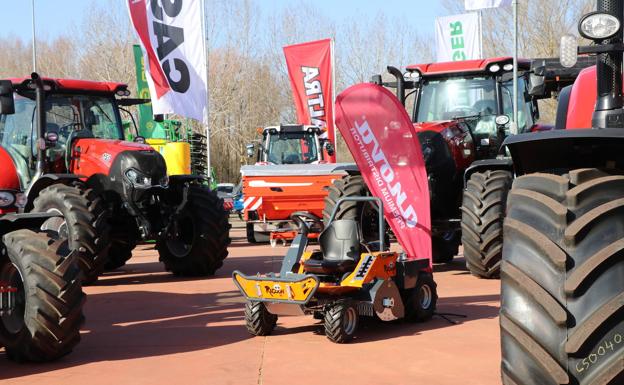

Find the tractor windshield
[[416, 76, 498, 122], [264, 132, 319, 164]]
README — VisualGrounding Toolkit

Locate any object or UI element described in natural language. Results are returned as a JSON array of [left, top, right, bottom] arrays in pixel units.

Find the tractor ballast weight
[[0, 74, 230, 283], [499, 1, 624, 384], [0, 212, 84, 362]]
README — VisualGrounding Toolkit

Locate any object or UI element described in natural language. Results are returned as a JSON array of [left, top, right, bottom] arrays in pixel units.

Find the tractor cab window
[[265, 132, 319, 164], [501, 77, 534, 133], [416, 76, 499, 135], [0, 95, 36, 187]]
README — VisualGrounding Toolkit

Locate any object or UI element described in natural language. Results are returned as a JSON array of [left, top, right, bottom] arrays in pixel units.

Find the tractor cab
[[247, 124, 334, 165], [406, 58, 535, 158], [0, 77, 136, 190]]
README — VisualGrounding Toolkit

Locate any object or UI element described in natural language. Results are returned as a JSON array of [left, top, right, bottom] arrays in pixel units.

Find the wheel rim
[[420, 284, 433, 309], [41, 208, 68, 239], [0, 262, 26, 334], [343, 306, 358, 335], [166, 213, 195, 258]]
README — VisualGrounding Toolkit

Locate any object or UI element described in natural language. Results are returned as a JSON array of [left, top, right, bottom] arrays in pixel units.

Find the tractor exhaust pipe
[[592, 0, 624, 128], [386, 66, 406, 105], [31, 72, 46, 176]]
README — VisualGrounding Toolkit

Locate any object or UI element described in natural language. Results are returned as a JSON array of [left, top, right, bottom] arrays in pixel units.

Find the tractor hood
[[412, 120, 456, 134], [0, 146, 21, 191], [72, 138, 155, 175]]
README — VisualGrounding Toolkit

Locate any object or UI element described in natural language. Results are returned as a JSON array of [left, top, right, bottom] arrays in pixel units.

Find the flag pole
[[331, 38, 337, 163], [478, 9, 484, 58], [200, 0, 211, 183], [512, 0, 518, 134], [31, 0, 37, 72]]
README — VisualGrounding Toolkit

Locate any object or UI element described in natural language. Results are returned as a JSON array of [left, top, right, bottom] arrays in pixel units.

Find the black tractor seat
[[303, 219, 361, 275]]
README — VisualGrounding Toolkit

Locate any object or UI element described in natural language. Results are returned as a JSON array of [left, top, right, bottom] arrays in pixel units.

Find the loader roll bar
[[327, 196, 385, 252]]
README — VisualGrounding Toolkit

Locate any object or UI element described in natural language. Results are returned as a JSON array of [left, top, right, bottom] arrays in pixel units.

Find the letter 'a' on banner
[[283, 39, 336, 162], [127, 0, 208, 124], [334, 83, 431, 266], [435, 13, 482, 62]]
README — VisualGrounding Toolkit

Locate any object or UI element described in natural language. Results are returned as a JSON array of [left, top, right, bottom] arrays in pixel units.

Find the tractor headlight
[[579, 12, 620, 40], [0, 191, 15, 207], [125, 168, 152, 187]]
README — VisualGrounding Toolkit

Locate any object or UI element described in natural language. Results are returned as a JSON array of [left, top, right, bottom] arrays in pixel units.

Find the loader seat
[[303, 219, 361, 275]]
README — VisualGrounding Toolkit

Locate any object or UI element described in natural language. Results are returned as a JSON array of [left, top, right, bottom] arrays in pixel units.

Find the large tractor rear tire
[[323, 175, 387, 246], [158, 185, 231, 276], [461, 170, 512, 278], [33, 183, 110, 284], [0, 230, 84, 362], [501, 169, 624, 385]]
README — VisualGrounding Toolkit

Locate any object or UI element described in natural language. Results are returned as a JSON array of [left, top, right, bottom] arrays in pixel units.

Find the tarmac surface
[[1, 219, 502, 385]]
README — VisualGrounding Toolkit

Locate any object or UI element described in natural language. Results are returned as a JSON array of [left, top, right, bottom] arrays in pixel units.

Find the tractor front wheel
[[33, 183, 110, 284], [157, 185, 231, 276], [461, 170, 512, 279], [0, 230, 84, 362], [244, 301, 277, 336]]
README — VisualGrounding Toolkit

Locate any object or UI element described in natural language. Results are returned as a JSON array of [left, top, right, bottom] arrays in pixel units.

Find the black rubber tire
[[432, 231, 460, 263], [403, 272, 437, 322], [157, 185, 231, 276], [324, 301, 359, 343], [244, 301, 277, 336], [323, 174, 387, 246], [32, 183, 110, 284], [461, 170, 512, 279], [105, 222, 138, 271], [0, 230, 85, 362], [245, 223, 269, 244], [501, 169, 624, 385]]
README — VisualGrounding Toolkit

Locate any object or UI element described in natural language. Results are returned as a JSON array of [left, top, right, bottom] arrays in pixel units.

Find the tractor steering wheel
[[289, 211, 324, 236]]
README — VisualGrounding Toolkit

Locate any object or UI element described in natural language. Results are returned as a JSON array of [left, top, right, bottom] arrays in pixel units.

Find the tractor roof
[[406, 57, 531, 77], [263, 124, 321, 133], [8, 77, 128, 95]]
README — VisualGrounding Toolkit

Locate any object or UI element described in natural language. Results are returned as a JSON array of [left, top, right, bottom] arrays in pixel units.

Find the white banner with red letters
[[283, 39, 336, 162], [435, 13, 482, 62], [127, 0, 208, 123]]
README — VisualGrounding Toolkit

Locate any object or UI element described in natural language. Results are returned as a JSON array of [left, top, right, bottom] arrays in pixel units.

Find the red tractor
[[325, 57, 586, 277], [499, 1, 624, 383], [0, 74, 230, 283]]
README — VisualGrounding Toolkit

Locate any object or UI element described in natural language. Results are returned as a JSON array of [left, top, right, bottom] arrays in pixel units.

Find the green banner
[[133, 44, 158, 138]]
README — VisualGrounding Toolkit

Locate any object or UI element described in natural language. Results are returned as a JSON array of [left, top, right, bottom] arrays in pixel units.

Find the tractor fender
[[26, 174, 85, 210], [0, 212, 60, 236], [463, 159, 514, 187], [504, 129, 624, 176]]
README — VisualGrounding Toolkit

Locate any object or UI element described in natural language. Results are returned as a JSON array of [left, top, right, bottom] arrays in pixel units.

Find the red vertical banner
[[283, 39, 336, 162], [334, 83, 432, 266]]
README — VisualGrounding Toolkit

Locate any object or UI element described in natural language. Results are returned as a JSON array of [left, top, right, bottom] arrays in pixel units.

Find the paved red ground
[[1, 220, 502, 385]]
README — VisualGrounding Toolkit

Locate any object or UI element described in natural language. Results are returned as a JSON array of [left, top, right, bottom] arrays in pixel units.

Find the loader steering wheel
[[289, 212, 324, 236]]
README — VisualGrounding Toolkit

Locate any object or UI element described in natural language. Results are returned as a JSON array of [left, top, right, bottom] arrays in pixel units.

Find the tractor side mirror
[[134, 136, 146, 144], [324, 141, 335, 157], [154, 114, 164, 122], [0, 80, 15, 115], [246, 144, 255, 158]]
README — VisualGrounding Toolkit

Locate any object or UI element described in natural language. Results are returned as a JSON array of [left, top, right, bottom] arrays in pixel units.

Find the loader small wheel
[[158, 185, 231, 276], [404, 272, 437, 322], [324, 301, 359, 343], [0, 230, 85, 362], [461, 170, 512, 279], [245, 301, 277, 336], [33, 183, 110, 284], [501, 169, 624, 384]]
